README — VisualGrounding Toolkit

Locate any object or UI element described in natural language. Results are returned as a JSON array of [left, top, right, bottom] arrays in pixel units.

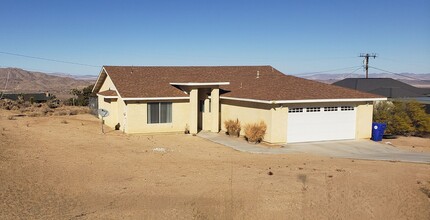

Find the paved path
[[197, 132, 430, 164]]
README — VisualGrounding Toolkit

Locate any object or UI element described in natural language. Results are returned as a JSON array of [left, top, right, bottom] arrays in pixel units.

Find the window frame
[[288, 107, 303, 113], [147, 102, 172, 124], [324, 107, 338, 112], [306, 107, 321, 112], [340, 106, 354, 111]]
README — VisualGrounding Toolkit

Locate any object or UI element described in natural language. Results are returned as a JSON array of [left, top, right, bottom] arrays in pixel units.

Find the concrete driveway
[[282, 140, 430, 163], [197, 132, 430, 164]]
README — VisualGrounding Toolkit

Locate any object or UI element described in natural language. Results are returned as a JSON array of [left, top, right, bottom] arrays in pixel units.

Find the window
[[288, 108, 303, 113], [306, 107, 321, 112], [147, 102, 172, 124], [324, 107, 338, 112], [341, 106, 354, 111]]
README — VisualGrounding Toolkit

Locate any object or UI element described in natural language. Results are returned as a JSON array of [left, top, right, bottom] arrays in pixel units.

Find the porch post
[[210, 88, 220, 132], [189, 88, 198, 134]]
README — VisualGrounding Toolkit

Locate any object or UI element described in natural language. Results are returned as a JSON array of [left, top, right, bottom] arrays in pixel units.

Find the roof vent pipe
[[256, 71, 260, 79]]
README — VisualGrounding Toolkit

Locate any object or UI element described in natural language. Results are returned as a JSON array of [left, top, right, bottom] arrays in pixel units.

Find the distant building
[[0, 92, 52, 103], [333, 78, 430, 113]]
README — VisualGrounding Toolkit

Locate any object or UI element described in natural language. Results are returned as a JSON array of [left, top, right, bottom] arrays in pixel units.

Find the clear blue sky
[[0, 0, 429, 75]]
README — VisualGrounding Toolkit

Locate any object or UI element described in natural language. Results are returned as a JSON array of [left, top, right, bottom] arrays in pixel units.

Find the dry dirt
[[383, 136, 430, 153], [1, 110, 430, 219]]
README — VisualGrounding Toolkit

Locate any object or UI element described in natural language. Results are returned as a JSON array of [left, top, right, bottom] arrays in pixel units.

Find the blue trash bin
[[371, 122, 386, 141]]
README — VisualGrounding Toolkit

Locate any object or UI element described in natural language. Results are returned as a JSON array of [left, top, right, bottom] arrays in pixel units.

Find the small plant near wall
[[184, 124, 190, 134], [244, 121, 267, 144], [224, 119, 241, 137]]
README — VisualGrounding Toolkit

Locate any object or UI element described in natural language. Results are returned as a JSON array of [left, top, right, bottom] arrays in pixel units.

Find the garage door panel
[[287, 108, 356, 143]]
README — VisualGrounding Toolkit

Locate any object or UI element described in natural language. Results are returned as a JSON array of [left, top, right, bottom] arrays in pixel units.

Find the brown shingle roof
[[98, 66, 383, 101], [98, 90, 118, 96]]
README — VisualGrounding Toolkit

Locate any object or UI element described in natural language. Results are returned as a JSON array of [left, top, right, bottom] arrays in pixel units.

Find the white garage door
[[287, 106, 356, 143]]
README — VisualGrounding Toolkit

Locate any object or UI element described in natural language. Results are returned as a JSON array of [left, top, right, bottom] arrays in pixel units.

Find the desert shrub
[[184, 124, 190, 134], [224, 119, 241, 137], [47, 99, 59, 108], [67, 84, 95, 106], [244, 121, 267, 143], [373, 101, 430, 136]]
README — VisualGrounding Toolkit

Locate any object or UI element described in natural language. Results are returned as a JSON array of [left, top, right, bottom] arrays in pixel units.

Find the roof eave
[[92, 67, 108, 93], [169, 82, 230, 86], [221, 96, 387, 104], [122, 97, 190, 101]]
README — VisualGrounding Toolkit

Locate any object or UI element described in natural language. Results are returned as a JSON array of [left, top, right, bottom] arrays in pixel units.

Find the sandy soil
[[1, 110, 430, 219], [383, 136, 430, 153]]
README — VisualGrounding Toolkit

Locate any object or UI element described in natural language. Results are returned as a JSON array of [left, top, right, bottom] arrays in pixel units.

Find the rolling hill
[[0, 68, 95, 99]]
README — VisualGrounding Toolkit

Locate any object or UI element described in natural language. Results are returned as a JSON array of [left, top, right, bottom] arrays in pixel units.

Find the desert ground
[[1, 110, 430, 219], [383, 136, 430, 153]]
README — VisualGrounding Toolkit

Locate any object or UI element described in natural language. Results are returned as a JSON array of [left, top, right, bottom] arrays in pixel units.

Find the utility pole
[[359, 53, 377, 78]]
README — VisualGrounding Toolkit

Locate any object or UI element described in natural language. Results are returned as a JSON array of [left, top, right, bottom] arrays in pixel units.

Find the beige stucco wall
[[96, 74, 121, 129], [270, 106, 289, 143], [99, 75, 117, 92], [220, 99, 279, 143], [117, 99, 126, 132], [355, 102, 373, 140], [98, 97, 119, 128], [125, 100, 190, 134]]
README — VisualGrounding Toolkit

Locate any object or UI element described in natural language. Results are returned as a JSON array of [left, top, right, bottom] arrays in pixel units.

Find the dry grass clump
[[244, 121, 267, 143], [224, 119, 241, 137], [7, 115, 15, 120]]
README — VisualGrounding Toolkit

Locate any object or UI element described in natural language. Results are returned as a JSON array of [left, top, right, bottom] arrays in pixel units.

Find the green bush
[[66, 84, 95, 106], [373, 101, 430, 136]]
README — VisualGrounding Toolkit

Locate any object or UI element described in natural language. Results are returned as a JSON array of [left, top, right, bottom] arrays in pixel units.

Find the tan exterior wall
[[125, 100, 190, 134], [117, 99, 126, 132], [98, 97, 119, 128], [220, 99, 277, 142], [355, 102, 373, 140], [270, 106, 289, 143], [99, 75, 117, 92]]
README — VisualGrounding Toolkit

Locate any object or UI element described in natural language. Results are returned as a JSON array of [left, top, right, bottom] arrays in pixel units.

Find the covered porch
[[169, 82, 229, 134]]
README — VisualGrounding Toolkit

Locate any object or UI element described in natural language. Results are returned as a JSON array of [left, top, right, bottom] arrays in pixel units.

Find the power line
[[341, 66, 363, 79], [0, 51, 101, 68], [369, 66, 429, 82], [294, 66, 362, 76]]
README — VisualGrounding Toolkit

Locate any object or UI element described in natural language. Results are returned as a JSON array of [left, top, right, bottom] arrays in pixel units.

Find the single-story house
[[92, 66, 386, 144], [333, 78, 430, 113]]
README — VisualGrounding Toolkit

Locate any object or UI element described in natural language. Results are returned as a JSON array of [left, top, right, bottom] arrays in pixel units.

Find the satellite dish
[[98, 109, 109, 117]]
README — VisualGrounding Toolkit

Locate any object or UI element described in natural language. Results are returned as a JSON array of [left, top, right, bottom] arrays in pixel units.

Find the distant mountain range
[[0, 68, 95, 99], [48, 72, 98, 81], [301, 73, 430, 88]]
